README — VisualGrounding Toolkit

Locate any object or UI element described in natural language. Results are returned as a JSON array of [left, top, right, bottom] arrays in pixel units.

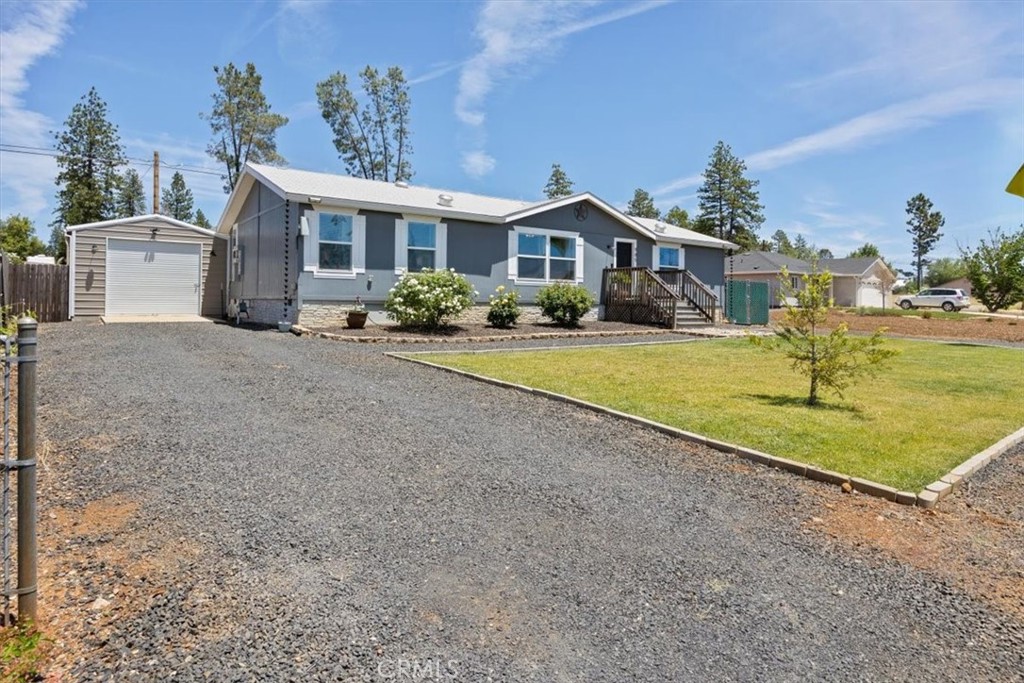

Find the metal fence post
[[16, 317, 37, 623]]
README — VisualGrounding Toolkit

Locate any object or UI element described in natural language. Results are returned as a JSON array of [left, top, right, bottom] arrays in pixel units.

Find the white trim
[[104, 236, 203, 316], [303, 209, 365, 279], [402, 213, 442, 223], [68, 230, 76, 318], [66, 213, 216, 236], [509, 225, 583, 285], [395, 219, 446, 274], [613, 238, 637, 268], [654, 243, 685, 270]]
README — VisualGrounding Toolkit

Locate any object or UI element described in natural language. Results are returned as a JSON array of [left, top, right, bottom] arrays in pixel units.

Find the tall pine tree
[[116, 168, 147, 217], [695, 141, 764, 250], [193, 208, 212, 229], [905, 193, 944, 289], [543, 163, 574, 199], [663, 206, 690, 229], [161, 172, 195, 222], [51, 87, 126, 258], [316, 66, 413, 182], [204, 62, 288, 193], [626, 188, 660, 219]]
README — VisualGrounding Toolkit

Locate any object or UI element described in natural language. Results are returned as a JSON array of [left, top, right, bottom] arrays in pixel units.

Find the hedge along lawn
[[414, 339, 1024, 492]]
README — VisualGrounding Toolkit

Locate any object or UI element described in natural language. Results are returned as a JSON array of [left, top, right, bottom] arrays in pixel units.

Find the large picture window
[[515, 230, 578, 282], [318, 213, 353, 271]]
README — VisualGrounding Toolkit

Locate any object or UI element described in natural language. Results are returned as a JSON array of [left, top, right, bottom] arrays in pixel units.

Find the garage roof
[[65, 214, 218, 236]]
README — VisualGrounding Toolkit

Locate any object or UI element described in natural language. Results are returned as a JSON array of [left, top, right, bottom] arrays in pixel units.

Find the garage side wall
[[73, 220, 218, 319], [231, 181, 295, 324]]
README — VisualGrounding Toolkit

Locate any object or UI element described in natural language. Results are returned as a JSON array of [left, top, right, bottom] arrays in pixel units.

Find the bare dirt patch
[[805, 448, 1024, 620], [770, 309, 1024, 343]]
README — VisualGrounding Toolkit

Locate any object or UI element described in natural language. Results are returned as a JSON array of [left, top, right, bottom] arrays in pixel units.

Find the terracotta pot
[[347, 311, 368, 329]]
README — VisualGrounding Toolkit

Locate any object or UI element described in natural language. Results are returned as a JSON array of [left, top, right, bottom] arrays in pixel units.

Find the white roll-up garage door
[[106, 239, 201, 315], [858, 282, 884, 308]]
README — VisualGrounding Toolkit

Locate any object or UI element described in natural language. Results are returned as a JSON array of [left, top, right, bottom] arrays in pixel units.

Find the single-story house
[[938, 277, 972, 297], [726, 252, 895, 307], [66, 214, 227, 320], [216, 163, 737, 326]]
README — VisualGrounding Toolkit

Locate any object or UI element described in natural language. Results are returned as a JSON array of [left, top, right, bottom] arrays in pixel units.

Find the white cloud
[[461, 150, 496, 178], [455, 1, 669, 176], [0, 0, 83, 219], [653, 79, 1019, 197]]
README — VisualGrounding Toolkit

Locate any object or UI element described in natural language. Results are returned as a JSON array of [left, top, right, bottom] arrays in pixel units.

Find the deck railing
[[655, 269, 718, 323], [601, 267, 679, 329]]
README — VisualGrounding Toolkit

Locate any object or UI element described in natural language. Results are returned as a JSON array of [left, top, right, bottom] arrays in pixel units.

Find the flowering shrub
[[536, 282, 596, 327], [486, 286, 521, 328], [384, 268, 477, 329]]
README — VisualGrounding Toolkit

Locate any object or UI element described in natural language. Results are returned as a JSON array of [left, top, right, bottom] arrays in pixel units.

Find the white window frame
[[394, 216, 447, 274], [508, 225, 585, 284], [613, 238, 637, 268], [303, 208, 366, 279], [653, 244, 685, 270]]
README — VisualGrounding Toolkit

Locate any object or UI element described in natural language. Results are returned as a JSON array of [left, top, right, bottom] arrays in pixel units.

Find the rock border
[[291, 323, 674, 344], [387, 348, 1024, 508]]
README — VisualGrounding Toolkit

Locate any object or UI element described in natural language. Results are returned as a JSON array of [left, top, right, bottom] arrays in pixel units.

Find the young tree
[[696, 140, 764, 249], [51, 87, 126, 259], [924, 257, 967, 287], [751, 266, 898, 405], [0, 215, 47, 262], [543, 163, 574, 199], [161, 172, 195, 222], [663, 206, 690, 229], [193, 208, 213, 230], [847, 243, 880, 258], [905, 193, 944, 289], [116, 168, 147, 217], [204, 62, 289, 193], [316, 66, 412, 182], [626, 188, 660, 219], [960, 227, 1024, 312]]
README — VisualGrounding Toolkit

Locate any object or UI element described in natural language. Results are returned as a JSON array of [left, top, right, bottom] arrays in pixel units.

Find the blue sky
[[1, 0, 1022, 271]]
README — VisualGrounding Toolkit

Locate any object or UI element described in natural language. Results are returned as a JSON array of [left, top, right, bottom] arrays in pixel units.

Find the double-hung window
[[319, 213, 353, 271], [395, 219, 447, 273], [408, 222, 436, 271], [509, 227, 583, 283], [302, 208, 366, 278]]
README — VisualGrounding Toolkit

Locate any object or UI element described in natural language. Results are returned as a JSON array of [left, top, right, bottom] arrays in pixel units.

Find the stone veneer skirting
[[297, 302, 599, 328]]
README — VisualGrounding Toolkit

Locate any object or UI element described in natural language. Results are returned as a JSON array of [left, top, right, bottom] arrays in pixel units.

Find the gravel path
[[35, 322, 1024, 681]]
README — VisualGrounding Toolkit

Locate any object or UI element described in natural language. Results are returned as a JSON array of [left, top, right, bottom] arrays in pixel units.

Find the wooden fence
[[0, 253, 69, 322]]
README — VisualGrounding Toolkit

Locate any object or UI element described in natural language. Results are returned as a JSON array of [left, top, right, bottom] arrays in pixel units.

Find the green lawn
[[414, 339, 1024, 491]]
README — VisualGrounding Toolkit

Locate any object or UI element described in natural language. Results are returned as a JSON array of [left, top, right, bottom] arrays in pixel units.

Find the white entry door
[[106, 239, 201, 315]]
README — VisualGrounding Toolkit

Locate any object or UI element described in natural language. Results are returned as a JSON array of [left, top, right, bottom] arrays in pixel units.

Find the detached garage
[[67, 215, 227, 320]]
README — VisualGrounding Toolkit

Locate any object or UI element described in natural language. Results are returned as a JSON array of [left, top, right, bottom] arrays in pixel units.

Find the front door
[[615, 241, 633, 268]]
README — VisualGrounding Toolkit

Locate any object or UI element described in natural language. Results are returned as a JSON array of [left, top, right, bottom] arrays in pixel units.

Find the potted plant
[[346, 297, 368, 329]]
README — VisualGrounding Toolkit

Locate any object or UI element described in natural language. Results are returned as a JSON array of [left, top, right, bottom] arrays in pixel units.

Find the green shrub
[[384, 268, 477, 329], [536, 282, 596, 327], [921, 311, 932, 319], [486, 286, 521, 328]]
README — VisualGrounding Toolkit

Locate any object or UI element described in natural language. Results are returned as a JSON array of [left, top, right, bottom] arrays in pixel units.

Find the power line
[[0, 144, 223, 177]]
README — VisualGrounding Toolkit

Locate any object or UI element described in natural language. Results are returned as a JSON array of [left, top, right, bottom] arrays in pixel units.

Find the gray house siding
[[682, 245, 728, 299], [230, 181, 298, 323]]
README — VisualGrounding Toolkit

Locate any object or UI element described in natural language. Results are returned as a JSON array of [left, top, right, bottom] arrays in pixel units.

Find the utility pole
[[153, 151, 160, 214]]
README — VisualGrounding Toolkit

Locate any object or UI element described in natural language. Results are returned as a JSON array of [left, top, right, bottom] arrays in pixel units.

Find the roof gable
[[728, 251, 811, 273], [66, 214, 217, 237]]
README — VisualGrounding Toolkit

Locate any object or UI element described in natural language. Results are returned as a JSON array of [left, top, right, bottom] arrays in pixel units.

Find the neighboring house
[[726, 251, 895, 307], [938, 277, 972, 297], [66, 214, 227, 320], [215, 163, 737, 326]]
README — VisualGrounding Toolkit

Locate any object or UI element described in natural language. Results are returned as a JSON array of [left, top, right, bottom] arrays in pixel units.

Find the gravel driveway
[[35, 322, 1023, 681]]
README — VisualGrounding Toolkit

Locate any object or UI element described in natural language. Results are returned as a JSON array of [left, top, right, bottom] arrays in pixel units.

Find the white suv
[[896, 288, 970, 312]]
